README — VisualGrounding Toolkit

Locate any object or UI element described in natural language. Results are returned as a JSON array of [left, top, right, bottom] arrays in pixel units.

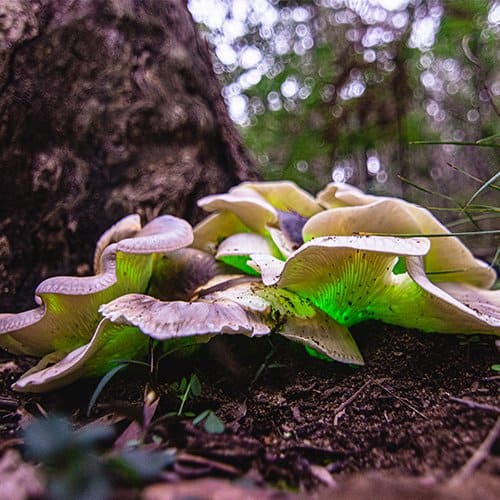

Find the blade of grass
[[409, 140, 499, 148], [447, 214, 500, 228], [251, 339, 279, 386], [177, 374, 196, 416], [465, 172, 500, 209], [425, 269, 469, 276], [399, 175, 479, 229], [490, 248, 500, 269], [87, 363, 128, 416], [192, 410, 210, 425], [446, 163, 500, 190], [113, 359, 150, 368], [356, 229, 500, 238], [398, 175, 456, 203], [425, 206, 499, 213], [476, 133, 500, 144]]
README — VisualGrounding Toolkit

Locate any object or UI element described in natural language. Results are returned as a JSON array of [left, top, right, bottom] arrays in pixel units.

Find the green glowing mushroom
[[307, 183, 495, 287], [198, 276, 364, 365], [249, 235, 500, 335], [15, 272, 362, 393], [12, 320, 147, 393], [11, 283, 273, 393], [4, 181, 498, 393], [0, 214, 193, 359]]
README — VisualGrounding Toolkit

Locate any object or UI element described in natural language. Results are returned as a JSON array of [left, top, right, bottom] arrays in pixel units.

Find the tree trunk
[[0, 0, 259, 312]]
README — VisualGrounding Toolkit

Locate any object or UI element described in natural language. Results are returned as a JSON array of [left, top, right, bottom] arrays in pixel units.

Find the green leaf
[[491, 364, 500, 372], [179, 377, 187, 393], [204, 411, 225, 434], [192, 409, 210, 425], [23, 416, 73, 462], [190, 373, 202, 397]]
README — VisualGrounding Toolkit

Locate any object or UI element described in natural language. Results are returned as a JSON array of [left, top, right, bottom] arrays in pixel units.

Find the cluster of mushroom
[[1, 182, 498, 392]]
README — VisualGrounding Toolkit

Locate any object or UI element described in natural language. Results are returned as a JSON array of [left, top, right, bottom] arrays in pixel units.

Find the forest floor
[[1, 323, 499, 499]]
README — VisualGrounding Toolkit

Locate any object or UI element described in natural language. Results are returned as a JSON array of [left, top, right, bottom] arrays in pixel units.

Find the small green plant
[[457, 335, 486, 346], [168, 373, 202, 417], [165, 373, 225, 433]]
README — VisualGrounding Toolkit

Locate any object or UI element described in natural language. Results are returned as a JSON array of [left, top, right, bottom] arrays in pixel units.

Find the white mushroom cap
[[239, 181, 323, 216], [192, 211, 250, 254], [280, 314, 363, 365], [0, 245, 131, 356], [94, 214, 142, 273], [267, 227, 295, 258], [251, 235, 430, 287], [100, 293, 270, 339], [307, 185, 496, 288], [198, 185, 278, 233], [401, 256, 500, 333], [249, 235, 428, 326], [215, 233, 280, 275], [117, 215, 193, 254], [194, 181, 322, 258], [316, 182, 379, 208]]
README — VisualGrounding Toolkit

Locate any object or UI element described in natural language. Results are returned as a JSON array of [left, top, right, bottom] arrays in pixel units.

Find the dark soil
[[1, 323, 499, 498]]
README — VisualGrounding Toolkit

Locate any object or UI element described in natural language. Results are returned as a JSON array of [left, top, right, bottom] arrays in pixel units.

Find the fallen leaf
[[0, 449, 45, 500], [310, 464, 337, 488]]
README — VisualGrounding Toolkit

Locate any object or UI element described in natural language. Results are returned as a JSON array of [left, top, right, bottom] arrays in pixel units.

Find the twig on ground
[[175, 452, 241, 476], [449, 396, 500, 414], [449, 416, 500, 487], [333, 380, 372, 425], [35, 403, 48, 418], [0, 397, 18, 411], [374, 381, 427, 419]]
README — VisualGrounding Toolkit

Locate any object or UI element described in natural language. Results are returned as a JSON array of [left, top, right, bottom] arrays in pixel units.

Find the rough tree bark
[[0, 0, 259, 312]]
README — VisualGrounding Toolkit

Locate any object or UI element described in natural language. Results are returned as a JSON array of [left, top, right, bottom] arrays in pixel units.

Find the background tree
[[0, 0, 258, 312]]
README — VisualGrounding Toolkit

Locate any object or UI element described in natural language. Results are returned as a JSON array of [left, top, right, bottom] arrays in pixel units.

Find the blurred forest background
[[189, 0, 499, 260]]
